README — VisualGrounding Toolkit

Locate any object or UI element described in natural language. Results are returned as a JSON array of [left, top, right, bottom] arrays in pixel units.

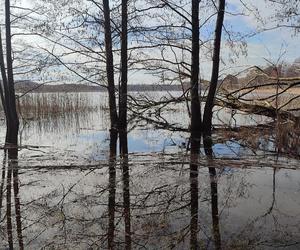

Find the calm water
[[0, 92, 299, 249]]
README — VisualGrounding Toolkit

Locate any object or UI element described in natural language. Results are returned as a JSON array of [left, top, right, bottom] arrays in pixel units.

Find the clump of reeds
[[14, 93, 107, 120]]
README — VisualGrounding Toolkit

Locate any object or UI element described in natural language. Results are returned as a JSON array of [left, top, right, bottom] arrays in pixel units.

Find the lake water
[[0, 92, 299, 249]]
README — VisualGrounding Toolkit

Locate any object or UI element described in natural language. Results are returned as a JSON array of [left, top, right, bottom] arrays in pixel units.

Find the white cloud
[[8, 0, 300, 83]]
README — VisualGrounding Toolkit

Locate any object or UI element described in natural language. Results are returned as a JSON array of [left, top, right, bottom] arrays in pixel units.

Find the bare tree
[[0, 0, 19, 146]]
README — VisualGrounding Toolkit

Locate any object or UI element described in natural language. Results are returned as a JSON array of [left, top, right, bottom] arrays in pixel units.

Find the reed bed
[[13, 93, 108, 120]]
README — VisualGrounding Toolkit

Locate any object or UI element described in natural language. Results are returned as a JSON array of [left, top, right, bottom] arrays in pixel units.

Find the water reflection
[[205, 137, 221, 250], [189, 157, 198, 249], [0, 147, 24, 249], [107, 130, 132, 249], [120, 131, 132, 250], [209, 167, 221, 250], [1, 92, 279, 167], [108, 131, 117, 249], [189, 134, 199, 249], [0, 137, 299, 249]]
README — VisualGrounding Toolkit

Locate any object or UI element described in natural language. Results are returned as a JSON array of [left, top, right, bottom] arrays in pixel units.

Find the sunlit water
[[0, 92, 299, 249]]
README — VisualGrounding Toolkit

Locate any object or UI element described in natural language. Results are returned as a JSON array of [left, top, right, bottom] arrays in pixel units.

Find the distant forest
[[13, 81, 184, 92]]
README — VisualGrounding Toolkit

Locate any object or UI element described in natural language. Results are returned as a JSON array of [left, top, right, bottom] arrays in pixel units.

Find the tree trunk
[[0, 28, 9, 120], [0, 0, 20, 146], [190, 0, 201, 249], [119, 0, 128, 137], [119, 0, 128, 155], [203, 0, 225, 143], [190, 0, 202, 146], [119, 1, 131, 249], [103, 0, 119, 132], [0, 30, 7, 117]]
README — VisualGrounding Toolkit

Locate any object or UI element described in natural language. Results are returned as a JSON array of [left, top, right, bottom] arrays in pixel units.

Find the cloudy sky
[[225, 0, 299, 64], [11, 0, 300, 81]]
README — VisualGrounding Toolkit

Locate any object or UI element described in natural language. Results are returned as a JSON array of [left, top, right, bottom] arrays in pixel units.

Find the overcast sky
[[11, 0, 300, 82], [225, 0, 299, 64]]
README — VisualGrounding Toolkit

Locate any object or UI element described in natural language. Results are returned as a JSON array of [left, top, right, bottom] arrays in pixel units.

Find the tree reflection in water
[[209, 167, 221, 250], [0, 136, 299, 249], [120, 130, 132, 250], [0, 147, 24, 249], [190, 148, 199, 249], [108, 131, 117, 249], [205, 141, 221, 250], [108, 130, 132, 250]]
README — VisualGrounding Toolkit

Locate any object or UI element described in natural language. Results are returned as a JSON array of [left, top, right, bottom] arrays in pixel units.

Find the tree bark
[[203, 0, 225, 141], [0, 0, 20, 145], [190, 1, 201, 249], [120, 1, 131, 249], [103, 0, 119, 132], [0, 28, 9, 118], [119, 0, 128, 155], [119, 0, 128, 134], [190, 0, 202, 146]]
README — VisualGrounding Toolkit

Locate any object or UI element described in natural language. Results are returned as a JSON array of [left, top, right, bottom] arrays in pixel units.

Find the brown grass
[[15, 93, 105, 119]]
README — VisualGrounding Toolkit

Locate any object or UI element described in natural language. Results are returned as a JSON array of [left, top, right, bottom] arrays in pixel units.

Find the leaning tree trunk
[[103, 0, 119, 132], [203, 0, 225, 148]]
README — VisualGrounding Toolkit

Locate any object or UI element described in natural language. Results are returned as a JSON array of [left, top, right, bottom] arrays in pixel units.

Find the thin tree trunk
[[0, 34, 7, 115], [190, 1, 201, 248], [190, 0, 202, 145], [120, 1, 131, 249], [203, 0, 225, 142], [4, 0, 19, 145], [0, 28, 11, 134], [119, 0, 128, 143], [103, 0, 119, 132]]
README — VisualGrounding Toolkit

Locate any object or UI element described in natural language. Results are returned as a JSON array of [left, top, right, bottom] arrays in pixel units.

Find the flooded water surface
[[0, 92, 299, 249]]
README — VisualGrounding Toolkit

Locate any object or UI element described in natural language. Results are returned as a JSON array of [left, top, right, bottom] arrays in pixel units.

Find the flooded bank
[[0, 152, 299, 249], [0, 92, 299, 249]]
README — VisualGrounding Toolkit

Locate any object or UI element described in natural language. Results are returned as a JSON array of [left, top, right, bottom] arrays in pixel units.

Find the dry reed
[[12, 93, 106, 120]]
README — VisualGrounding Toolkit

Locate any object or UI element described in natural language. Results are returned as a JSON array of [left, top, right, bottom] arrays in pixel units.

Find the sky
[[224, 0, 299, 65], [8, 0, 300, 82]]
